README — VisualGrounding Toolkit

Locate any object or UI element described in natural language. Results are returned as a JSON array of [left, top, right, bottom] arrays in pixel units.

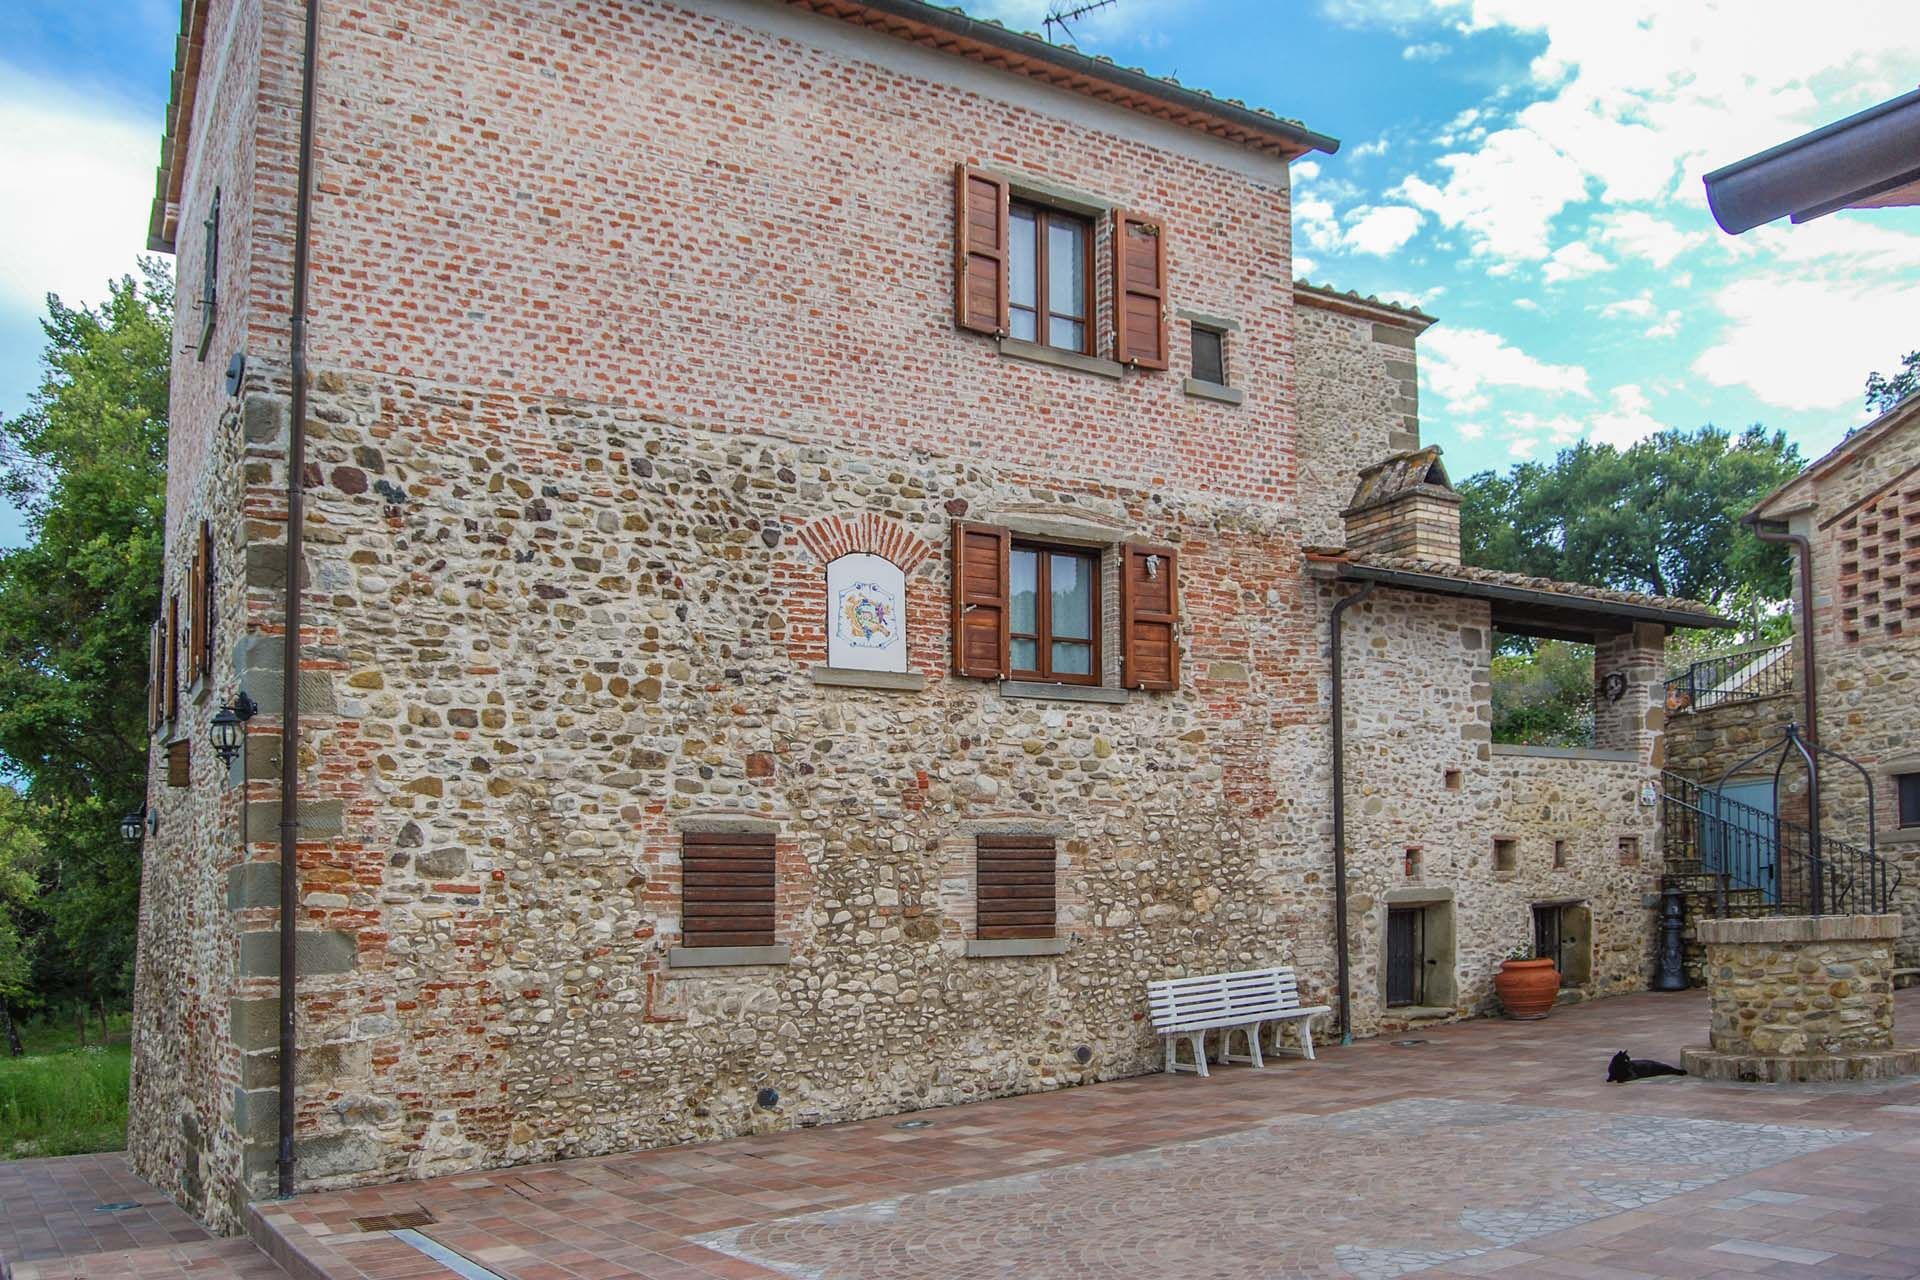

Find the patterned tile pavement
[[9, 989, 1920, 1278]]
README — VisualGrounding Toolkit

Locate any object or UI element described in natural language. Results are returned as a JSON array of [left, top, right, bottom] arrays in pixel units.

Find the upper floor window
[[1008, 202, 1091, 355], [196, 189, 220, 360], [1899, 772, 1920, 828], [1191, 322, 1227, 386], [1010, 541, 1100, 684]]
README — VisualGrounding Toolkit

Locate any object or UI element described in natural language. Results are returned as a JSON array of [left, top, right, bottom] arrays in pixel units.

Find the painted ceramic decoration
[[826, 552, 909, 672]]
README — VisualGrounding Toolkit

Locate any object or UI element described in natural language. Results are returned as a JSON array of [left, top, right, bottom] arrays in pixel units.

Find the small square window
[[1553, 838, 1568, 869], [1617, 835, 1641, 866], [1898, 773, 1920, 829], [1443, 768, 1463, 791], [1493, 838, 1517, 873], [1190, 324, 1226, 386]]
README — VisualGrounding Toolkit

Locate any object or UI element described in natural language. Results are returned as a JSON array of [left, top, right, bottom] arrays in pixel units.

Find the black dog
[[1607, 1049, 1687, 1083]]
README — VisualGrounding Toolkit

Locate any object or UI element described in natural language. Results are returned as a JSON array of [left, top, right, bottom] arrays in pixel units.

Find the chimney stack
[[1342, 446, 1461, 564]]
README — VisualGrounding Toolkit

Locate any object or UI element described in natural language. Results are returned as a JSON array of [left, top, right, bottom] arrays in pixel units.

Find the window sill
[[668, 944, 791, 969], [967, 937, 1067, 958], [189, 675, 211, 707], [996, 337, 1124, 380], [1000, 680, 1130, 705], [1183, 378, 1244, 406], [1491, 744, 1638, 763], [1880, 827, 1920, 847], [808, 665, 927, 692], [1386, 1005, 1454, 1020]]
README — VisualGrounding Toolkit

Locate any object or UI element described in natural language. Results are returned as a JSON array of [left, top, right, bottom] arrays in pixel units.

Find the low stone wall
[[1683, 914, 1919, 1082]]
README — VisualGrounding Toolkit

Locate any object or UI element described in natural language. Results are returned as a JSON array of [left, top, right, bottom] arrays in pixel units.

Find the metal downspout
[[1743, 513, 1817, 742], [278, 0, 321, 1202], [1329, 580, 1377, 1045]]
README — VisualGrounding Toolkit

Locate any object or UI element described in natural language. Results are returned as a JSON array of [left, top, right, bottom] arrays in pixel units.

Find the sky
[[1, 0, 1917, 549]]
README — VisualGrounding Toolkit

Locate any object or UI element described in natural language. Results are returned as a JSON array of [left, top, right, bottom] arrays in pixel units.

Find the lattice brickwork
[[1836, 478, 1920, 643]]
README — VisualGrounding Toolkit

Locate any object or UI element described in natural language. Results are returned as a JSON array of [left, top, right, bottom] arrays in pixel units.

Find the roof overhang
[[1704, 86, 1920, 235], [1320, 560, 1732, 642], [785, 1, 1339, 160], [1750, 392, 1920, 520]]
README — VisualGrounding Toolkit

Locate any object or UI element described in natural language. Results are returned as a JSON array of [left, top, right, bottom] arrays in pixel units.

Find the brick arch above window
[[794, 514, 937, 575]]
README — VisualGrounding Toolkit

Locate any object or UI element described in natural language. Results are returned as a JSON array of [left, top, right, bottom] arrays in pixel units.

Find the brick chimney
[[1342, 445, 1461, 564]]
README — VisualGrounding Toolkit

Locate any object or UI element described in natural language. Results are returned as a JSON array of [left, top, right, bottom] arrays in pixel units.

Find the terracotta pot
[[1494, 957, 1560, 1020]]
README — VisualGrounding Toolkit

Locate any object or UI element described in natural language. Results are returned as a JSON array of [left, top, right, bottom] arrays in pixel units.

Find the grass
[[0, 1012, 133, 1160]]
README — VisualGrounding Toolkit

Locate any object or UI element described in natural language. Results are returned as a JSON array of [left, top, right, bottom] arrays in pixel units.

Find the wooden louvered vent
[[976, 835, 1056, 939], [681, 832, 776, 948]]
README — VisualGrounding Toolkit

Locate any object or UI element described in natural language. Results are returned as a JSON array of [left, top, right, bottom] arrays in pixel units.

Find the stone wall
[[1293, 291, 1430, 548], [1336, 591, 1664, 1035]]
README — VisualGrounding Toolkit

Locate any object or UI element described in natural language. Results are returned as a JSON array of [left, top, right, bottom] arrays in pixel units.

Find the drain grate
[[351, 1209, 437, 1233], [1392, 1039, 1429, 1047], [894, 1118, 935, 1130], [92, 1202, 140, 1213]]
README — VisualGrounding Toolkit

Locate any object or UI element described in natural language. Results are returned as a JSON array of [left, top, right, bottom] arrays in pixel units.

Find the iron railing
[[1661, 770, 1896, 916], [1664, 640, 1793, 713]]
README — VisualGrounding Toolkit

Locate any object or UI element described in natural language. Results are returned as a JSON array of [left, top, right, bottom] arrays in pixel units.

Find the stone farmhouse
[[1666, 392, 1920, 972], [132, 0, 1724, 1230]]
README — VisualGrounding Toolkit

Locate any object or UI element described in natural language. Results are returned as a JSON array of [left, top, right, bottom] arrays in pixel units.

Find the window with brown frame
[[1009, 541, 1100, 684], [165, 594, 180, 723], [976, 835, 1056, 939], [193, 521, 215, 681], [1007, 200, 1092, 355]]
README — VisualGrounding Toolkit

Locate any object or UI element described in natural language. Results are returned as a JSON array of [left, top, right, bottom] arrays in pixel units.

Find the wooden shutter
[[148, 621, 163, 731], [195, 521, 215, 680], [951, 522, 1011, 679], [165, 594, 180, 722], [1112, 211, 1167, 369], [681, 832, 775, 948], [977, 836, 1056, 939], [166, 739, 191, 789], [1120, 543, 1179, 690], [954, 165, 1009, 336]]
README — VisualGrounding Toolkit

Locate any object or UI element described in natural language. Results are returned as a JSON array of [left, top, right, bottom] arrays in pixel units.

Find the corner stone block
[[243, 798, 345, 840], [294, 1132, 385, 1180], [232, 1087, 280, 1146], [239, 929, 360, 978], [226, 862, 283, 911], [242, 393, 290, 446], [234, 633, 336, 719], [230, 998, 281, 1052]]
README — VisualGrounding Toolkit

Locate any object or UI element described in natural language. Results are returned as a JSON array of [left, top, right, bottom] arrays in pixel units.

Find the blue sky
[[3, 1, 1917, 548]]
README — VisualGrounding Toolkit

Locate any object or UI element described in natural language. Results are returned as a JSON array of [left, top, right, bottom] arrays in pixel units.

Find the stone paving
[[8, 989, 1920, 1278]]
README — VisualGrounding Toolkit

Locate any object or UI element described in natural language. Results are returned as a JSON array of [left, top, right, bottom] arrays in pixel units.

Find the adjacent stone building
[[130, 0, 1720, 1230]]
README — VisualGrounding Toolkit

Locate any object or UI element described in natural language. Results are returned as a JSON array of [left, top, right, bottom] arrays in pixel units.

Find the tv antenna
[[1043, 0, 1117, 43]]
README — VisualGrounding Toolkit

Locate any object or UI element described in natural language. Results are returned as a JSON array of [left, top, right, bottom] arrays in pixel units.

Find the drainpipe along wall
[[1743, 513, 1817, 743], [1328, 581, 1377, 1045], [278, 0, 321, 1201]]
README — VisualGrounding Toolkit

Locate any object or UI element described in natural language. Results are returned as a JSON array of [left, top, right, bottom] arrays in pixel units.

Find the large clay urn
[[1494, 957, 1560, 1020]]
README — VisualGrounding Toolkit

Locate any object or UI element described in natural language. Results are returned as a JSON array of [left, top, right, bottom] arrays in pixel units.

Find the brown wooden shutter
[[194, 521, 214, 680], [681, 832, 775, 948], [951, 522, 1011, 679], [148, 621, 162, 731], [1120, 543, 1179, 690], [1112, 211, 1168, 369], [165, 594, 180, 722], [954, 165, 1009, 336], [166, 739, 191, 788], [976, 836, 1056, 939]]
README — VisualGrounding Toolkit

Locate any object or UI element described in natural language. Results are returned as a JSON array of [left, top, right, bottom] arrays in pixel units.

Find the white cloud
[[1422, 325, 1592, 416], [1291, 160, 1322, 183], [1377, 285, 1446, 311], [1589, 384, 1665, 448], [1351, 137, 1391, 159], [1457, 421, 1486, 439], [1293, 253, 1320, 280], [1596, 211, 1706, 269], [0, 70, 155, 315], [1402, 42, 1450, 61], [1645, 310, 1682, 340], [1510, 297, 1541, 312], [1540, 241, 1611, 284], [1692, 275, 1914, 413], [1598, 293, 1656, 320], [1394, 128, 1589, 262], [1342, 205, 1425, 256]]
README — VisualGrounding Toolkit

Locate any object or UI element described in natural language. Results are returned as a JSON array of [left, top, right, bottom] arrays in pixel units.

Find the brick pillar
[[1593, 622, 1665, 765]]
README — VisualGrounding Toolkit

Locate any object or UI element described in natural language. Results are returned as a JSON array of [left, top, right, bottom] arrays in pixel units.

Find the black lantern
[[119, 809, 146, 843], [210, 691, 259, 767]]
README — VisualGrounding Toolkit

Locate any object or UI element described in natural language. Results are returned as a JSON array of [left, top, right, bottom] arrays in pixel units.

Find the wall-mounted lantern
[[119, 809, 146, 843], [210, 691, 259, 767]]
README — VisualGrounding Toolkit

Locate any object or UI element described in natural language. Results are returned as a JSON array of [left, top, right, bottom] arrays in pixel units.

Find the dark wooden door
[[1386, 907, 1423, 1006]]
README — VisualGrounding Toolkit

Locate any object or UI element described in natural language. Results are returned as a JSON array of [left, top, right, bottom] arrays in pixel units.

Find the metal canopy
[[1704, 87, 1920, 234], [1332, 561, 1731, 640]]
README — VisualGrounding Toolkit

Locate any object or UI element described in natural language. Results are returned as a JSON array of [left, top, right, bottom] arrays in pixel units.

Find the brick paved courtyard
[[7, 989, 1920, 1279]]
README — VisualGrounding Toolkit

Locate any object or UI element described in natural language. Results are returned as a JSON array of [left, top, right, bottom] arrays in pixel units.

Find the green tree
[[0, 790, 41, 1056], [1491, 641, 1594, 748], [1865, 350, 1918, 414], [0, 262, 170, 1014], [1457, 425, 1803, 612]]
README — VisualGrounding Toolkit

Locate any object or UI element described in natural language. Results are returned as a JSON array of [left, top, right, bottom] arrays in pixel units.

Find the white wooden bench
[[1146, 966, 1331, 1076]]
